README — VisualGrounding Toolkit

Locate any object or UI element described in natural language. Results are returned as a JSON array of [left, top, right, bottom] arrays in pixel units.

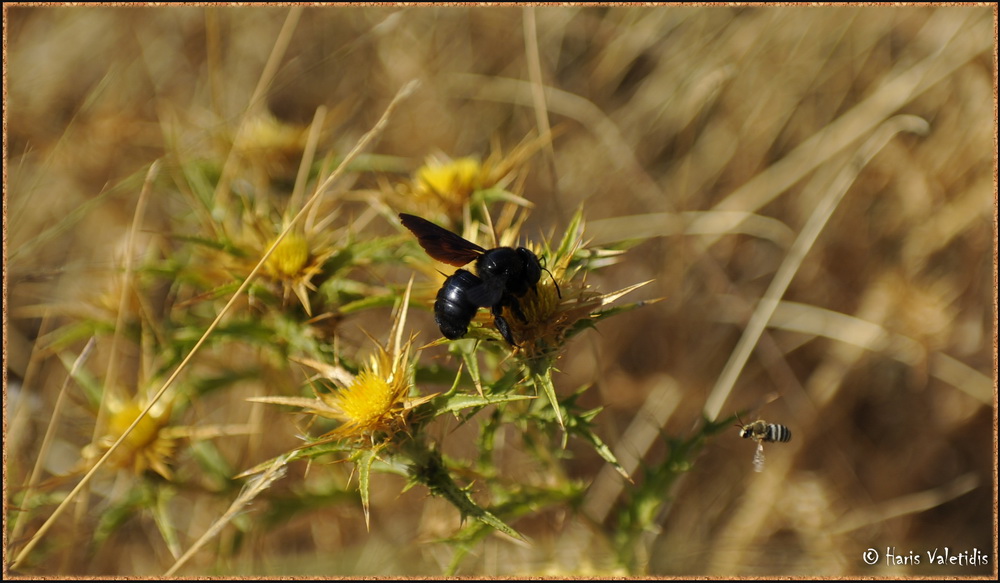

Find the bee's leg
[[491, 303, 518, 345], [507, 295, 528, 323]]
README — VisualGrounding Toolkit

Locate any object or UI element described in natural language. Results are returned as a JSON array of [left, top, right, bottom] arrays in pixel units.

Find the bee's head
[[734, 413, 750, 437], [516, 247, 543, 287]]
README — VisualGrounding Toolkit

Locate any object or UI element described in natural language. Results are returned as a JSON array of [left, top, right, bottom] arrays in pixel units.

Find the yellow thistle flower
[[414, 156, 483, 208], [253, 281, 435, 446], [83, 397, 177, 481], [319, 345, 423, 443], [265, 233, 311, 279], [256, 230, 337, 317], [402, 132, 553, 219]]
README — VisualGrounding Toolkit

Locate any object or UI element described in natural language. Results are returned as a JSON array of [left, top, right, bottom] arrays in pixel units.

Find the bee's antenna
[[537, 256, 562, 299], [542, 266, 562, 299], [734, 411, 746, 429]]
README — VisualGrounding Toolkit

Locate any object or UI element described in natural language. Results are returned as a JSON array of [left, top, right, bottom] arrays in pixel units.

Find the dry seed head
[[506, 216, 640, 363], [504, 241, 584, 359], [234, 113, 309, 179]]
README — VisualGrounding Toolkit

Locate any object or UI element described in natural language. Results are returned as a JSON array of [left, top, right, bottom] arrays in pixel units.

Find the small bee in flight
[[736, 415, 791, 473]]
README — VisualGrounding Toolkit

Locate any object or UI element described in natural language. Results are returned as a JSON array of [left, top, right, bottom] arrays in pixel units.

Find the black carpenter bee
[[399, 213, 558, 345], [736, 414, 791, 472]]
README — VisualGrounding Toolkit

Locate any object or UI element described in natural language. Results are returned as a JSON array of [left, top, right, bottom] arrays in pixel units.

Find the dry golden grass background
[[5, 4, 996, 577]]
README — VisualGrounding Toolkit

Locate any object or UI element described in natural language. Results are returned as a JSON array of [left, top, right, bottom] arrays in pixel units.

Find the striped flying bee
[[736, 415, 791, 472]]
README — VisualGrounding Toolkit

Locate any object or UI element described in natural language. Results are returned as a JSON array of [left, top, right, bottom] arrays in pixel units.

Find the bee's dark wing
[[399, 213, 485, 267], [466, 279, 505, 307]]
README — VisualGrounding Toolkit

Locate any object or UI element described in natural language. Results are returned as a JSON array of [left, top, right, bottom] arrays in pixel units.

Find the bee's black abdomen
[[434, 269, 481, 340]]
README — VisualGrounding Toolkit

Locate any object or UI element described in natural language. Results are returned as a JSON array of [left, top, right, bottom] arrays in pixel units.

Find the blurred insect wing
[[399, 213, 485, 266], [752, 442, 765, 473]]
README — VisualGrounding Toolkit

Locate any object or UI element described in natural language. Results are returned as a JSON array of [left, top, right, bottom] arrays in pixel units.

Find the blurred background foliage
[[5, 5, 995, 577]]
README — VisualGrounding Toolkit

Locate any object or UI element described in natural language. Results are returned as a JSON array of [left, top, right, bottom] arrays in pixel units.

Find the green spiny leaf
[[532, 368, 564, 429], [407, 445, 525, 542], [355, 447, 379, 530], [433, 392, 536, 417]]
